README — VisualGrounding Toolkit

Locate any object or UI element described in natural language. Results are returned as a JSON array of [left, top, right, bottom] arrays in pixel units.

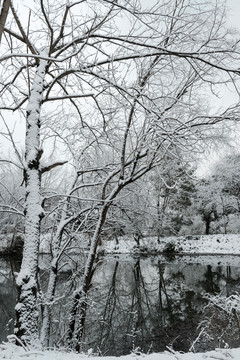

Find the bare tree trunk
[[205, 215, 211, 235], [156, 195, 161, 243], [0, 0, 10, 44], [14, 56, 47, 348], [67, 204, 109, 351]]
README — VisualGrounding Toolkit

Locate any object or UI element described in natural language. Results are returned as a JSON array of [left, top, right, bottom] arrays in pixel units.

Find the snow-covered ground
[[99, 234, 240, 255], [1, 232, 240, 256], [1, 342, 240, 360]]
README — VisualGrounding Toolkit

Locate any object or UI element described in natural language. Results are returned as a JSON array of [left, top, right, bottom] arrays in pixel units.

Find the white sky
[[227, 0, 240, 27]]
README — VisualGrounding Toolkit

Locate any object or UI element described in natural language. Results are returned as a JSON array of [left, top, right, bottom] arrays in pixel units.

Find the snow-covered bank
[[99, 234, 240, 255], [1, 343, 240, 360], [1, 232, 240, 256], [2, 344, 240, 360]]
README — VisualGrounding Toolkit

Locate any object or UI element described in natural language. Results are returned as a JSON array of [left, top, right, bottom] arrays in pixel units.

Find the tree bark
[[14, 56, 47, 348], [0, 0, 10, 44]]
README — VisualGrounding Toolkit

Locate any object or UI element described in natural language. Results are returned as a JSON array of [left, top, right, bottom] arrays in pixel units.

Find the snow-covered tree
[[147, 154, 196, 238], [0, 0, 240, 349], [194, 153, 240, 234], [0, 165, 24, 236]]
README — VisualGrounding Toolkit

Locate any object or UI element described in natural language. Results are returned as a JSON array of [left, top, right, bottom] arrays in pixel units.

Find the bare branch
[[0, 159, 24, 170], [40, 160, 68, 174], [51, 4, 70, 51], [0, 181, 24, 210], [4, 27, 25, 43], [9, 2, 37, 55], [1, 47, 239, 78], [0, 206, 24, 216], [40, 0, 54, 53], [0, 113, 25, 168], [43, 93, 95, 102], [0, 96, 28, 111], [0, 0, 10, 44]]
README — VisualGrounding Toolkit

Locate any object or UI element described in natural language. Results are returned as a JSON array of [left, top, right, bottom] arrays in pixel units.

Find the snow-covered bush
[[191, 293, 240, 352], [225, 214, 240, 234]]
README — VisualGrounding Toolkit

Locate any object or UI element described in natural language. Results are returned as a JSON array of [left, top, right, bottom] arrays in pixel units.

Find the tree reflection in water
[[1, 255, 240, 355], [79, 257, 240, 355], [0, 256, 20, 344]]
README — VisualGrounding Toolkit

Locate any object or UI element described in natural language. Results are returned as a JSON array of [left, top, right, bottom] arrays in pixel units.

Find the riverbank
[[1, 233, 240, 256], [99, 233, 240, 255], [1, 342, 240, 360]]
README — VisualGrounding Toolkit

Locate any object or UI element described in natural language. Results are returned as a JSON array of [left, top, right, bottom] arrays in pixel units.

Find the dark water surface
[[1, 254, 240, 355]]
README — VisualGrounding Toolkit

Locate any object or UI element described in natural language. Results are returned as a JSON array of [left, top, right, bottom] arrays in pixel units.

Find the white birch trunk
[[15, 56, 47, 348]]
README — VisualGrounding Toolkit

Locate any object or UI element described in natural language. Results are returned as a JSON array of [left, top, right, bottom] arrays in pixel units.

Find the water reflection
[[82, 256, 240, 355], [1, 254, 240, 355], [0, 256, 20, 344]]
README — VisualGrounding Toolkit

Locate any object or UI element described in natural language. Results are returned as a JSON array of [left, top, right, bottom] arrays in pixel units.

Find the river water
[[1, 254, 240, 355]]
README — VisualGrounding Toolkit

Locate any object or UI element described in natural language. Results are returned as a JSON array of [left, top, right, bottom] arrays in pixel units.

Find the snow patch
[[99, 234, 240, 256], [15, 268, 35, 288], [1, 342, 240, 360]]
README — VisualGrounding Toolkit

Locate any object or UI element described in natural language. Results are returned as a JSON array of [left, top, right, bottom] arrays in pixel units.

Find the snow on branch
[[43, 93, 95, 102], [0, 205, 24, 216], [1, 48, 240, 77], [0, 159, 24, 170], [9, 2, 37, 55]]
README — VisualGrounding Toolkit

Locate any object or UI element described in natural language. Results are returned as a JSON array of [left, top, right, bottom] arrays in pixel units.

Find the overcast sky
[[227, 0, 240, 28]]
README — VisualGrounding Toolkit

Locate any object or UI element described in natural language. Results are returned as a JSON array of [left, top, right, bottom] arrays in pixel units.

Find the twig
[[165, 346, 181, 359], [7, 334, 29, 352]]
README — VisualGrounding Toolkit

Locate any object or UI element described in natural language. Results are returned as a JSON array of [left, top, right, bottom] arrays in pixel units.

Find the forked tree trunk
[[14, 57, 47, 348]]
